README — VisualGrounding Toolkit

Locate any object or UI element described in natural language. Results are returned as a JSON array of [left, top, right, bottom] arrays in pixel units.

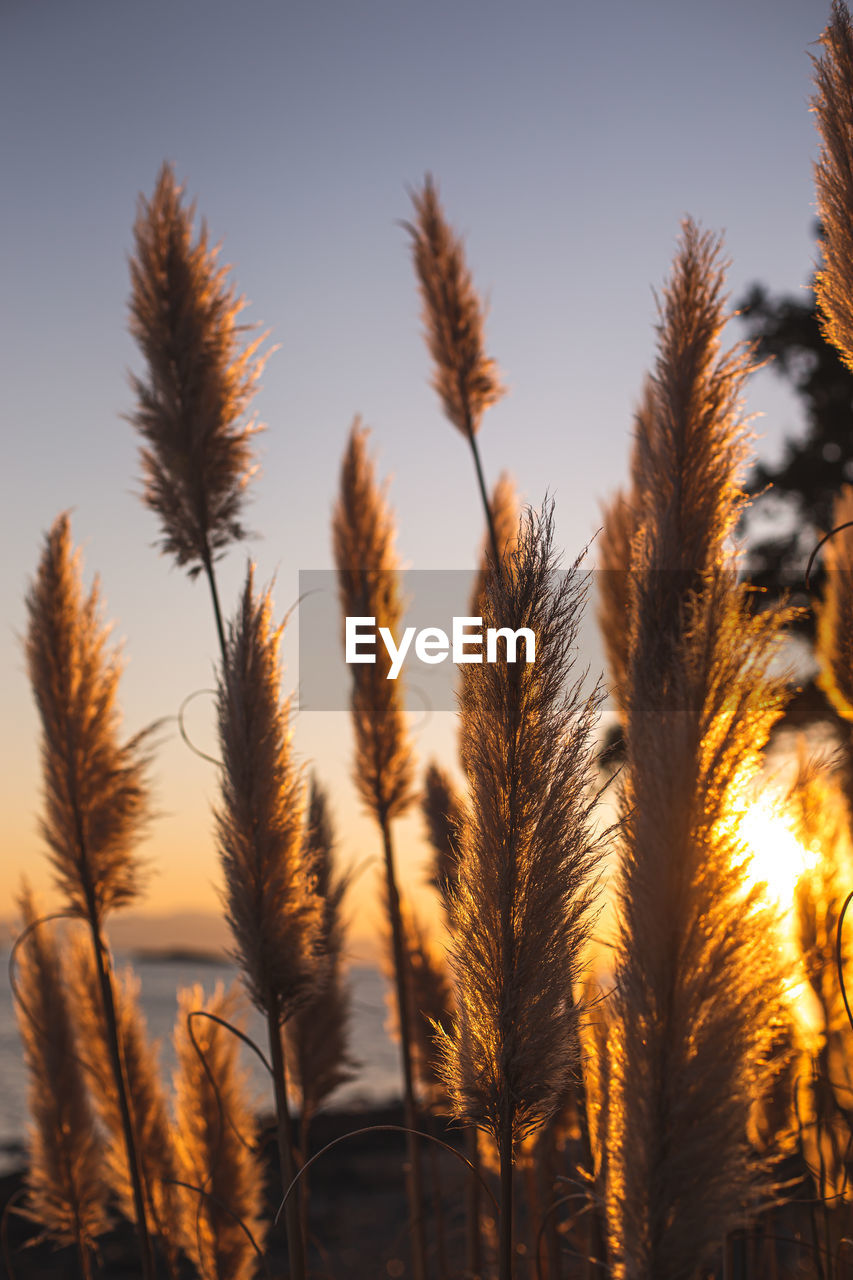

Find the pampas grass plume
[[67, 935, 186, 1271], [173, 982, 266, 1280], [332, 420, 415, 822], [817, 485, 853, 721], [127, 163, 268, 579], [405, 174, 505, 440], [422, 762, 464, 909], [216, 566, 321, 1022], [813, 2, 853, 373], [285, 776, 356, 1123], [15, 889, 107, 1268], [25, 513, 150, 922], [440, 503, 603, 1144], [608, 222, 791, 1280]]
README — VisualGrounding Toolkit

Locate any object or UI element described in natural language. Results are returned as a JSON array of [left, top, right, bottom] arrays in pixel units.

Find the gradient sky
[[1, 0, 830, 946]]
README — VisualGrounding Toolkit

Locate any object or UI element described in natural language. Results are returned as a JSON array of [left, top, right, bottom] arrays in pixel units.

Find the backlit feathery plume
[[173, 983, 266, 1280], [404, 906, 456, 1109], [813, 2, 853, 372], [816, 486, 853, 721], [217, 565, 319, 1280], [332, 420, 415, 821], [630, 221, 753, 675], [406, 175, 506, 565], [14, 890, 107, 1273], [596, 487, 634, 709], [333, 419, 427, 1280], [607, 223, 791, 1280], [469, 471, 520, 612], [597, 384, 651, 711], [25, 512, 157, 1278], [25, 513, 151, 922], [67, 935, 186, 1275], [438, 503, 603, 1279], [381, 898, 456, 1107], [610, 582, 790, 1279], [285, 776, 356, 1127], [790, 758, 853, 1200], [216, 566, 320, 1021], [405, 174, 505, 439], [421, 762, 464, 909], [127, 163, 267, 583], [793, 757, 853, 1020]]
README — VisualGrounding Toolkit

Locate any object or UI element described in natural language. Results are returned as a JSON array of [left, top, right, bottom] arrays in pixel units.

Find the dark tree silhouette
[[736, 267, 853, 741], [738, 275, 853, 611]]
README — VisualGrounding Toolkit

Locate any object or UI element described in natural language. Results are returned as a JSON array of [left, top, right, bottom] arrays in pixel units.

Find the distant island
[[131, 946, 226, 965]]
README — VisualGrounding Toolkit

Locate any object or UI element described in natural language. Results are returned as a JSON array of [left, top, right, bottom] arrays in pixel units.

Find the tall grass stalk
[[25, 514, 156, 1280], [332, 421, 428, 1280], [127, 162, 269, 661], [817, 486, 853, 724], [68, 934, 186, 1276], [285, 776, 356, 1251], [607, 221, 791, 1280], [406, 175, 506, 563], [14, 890, 107, 1279], [438, 503, 603, 1280], [216, 567, 323, 1280], [173, 982, 266, 1280]]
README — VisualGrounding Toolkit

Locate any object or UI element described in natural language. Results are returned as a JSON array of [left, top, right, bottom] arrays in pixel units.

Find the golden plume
[[403, 904, 456, 1109], [25, 513, 151, 922], [14, 890, 107, 1272], [67, 935, 186, 1274], [332, 420, 415, 821], [469, 471, 520, 612], [597, 382, 652, 710], [285, 775, 356, 1127], [127, 163, 267, 583], [817, 486, 853, 721], [438, 503, 603, 1280], [608, 222, 790, 1280], [333, 418, 427, 1280], [173, 982, 266, 1280], [421, 761, 464, 910], [216, 565, 320, 1280], [405, 174, 505, 440], [439, 503, 602, 1141], [25, 512, 157, 1277], [216, 565, 321, 1022], [813, 2, 853, 372]]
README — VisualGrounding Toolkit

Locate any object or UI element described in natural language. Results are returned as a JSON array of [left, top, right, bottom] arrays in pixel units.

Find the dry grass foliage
[[67, 934, 186, 1271], [814, 1, 853, 374], [285, 776, 357, 1125], [15, 891, 107, 1264], [817, 485, 853, 722], [128, 162, 268, 578], [439, 503, 603, 1146], [25, 513, 151, 922], [406, 174, 505, 440], [216, 566, 322, 1023], [607, 223, 792, 1280], [332, 419, 415, 822], [173, 982, 266, 1280]]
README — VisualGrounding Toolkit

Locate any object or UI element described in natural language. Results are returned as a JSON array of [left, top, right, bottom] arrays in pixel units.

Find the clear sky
[[1, 0, 830, 946]]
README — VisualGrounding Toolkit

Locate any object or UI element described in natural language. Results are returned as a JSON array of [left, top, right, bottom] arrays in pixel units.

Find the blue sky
[[1, 0, 830, 932]]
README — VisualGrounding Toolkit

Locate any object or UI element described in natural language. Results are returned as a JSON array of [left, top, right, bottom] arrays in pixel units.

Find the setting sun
[[740, 800, 818, 911]]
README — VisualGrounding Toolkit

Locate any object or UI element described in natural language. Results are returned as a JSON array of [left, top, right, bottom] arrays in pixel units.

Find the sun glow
[[740, 800, 818, 912]]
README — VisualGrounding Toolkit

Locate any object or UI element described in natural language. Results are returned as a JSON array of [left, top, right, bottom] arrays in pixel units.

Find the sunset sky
[[1, 0, 827, 945]]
